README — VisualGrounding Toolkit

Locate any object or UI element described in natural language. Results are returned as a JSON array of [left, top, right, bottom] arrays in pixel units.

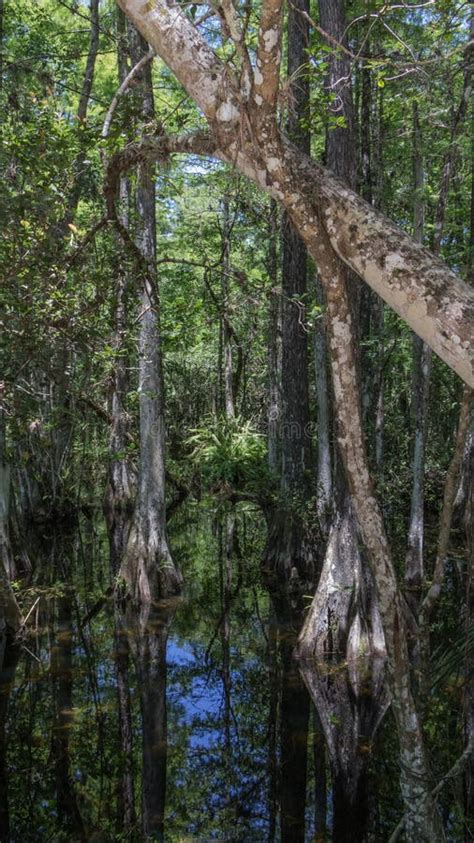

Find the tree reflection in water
[[0, 505, 405, 841]]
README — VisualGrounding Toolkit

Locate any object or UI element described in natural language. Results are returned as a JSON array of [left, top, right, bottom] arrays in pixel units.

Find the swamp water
[[0, 503, 399, 842]]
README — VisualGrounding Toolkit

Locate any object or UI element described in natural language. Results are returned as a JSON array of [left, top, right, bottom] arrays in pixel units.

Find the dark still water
[[1, 503, 404, 841]]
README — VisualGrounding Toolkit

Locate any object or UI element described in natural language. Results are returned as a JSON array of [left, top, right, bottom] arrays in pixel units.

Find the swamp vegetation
[[1, 0, 474, 840]]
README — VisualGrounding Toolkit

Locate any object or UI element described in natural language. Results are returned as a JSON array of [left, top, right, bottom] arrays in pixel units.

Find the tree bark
[[298, 504, 388, 843], [104, 14, 136, 577], [315, 231, 445, 840], [115, 0, 474, 387], [313, 277, 332, 533], [221, 196, 235, 419], [0, 412, 21, 635], [0, 412, 15, 582], [267, 200, 281, 477], [104, 193, 135, 576], [406, 100, 429, 612], [120, 23, 182, 601], [264, 0, 315, 589]]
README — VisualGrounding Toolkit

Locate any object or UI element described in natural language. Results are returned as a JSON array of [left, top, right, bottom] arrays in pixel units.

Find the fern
[[186, 415, 268, 492]]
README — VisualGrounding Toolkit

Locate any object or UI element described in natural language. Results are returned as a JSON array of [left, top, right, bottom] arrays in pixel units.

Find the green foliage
[[1, 0, 473, 836], [186, 415, 268, 493]]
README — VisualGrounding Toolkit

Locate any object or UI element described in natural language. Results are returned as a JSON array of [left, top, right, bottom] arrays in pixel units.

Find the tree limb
[[102, 46, 156, 140], [253, 0, 283, 126]]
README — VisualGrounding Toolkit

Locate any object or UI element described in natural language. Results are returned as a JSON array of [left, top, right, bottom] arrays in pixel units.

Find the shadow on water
[[0, 504, 400, 841]]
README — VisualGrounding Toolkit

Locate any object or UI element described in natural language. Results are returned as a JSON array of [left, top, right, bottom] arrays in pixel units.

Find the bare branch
[[104, 130, 216, 217], [102, 47, 156, 140]]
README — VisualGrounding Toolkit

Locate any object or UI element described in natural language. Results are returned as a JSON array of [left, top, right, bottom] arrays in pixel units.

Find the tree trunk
[[0, 412, 21, 634], [120, 23, 182, 602], [264, 0, 315, 589], [406, 101, 429, 612], [316, 235, 445, 840], [221, 196, 235, 419], [104, 207, 135, 575], [104, 17, 135, 577], [267, 200, 281, 476], [298, 504, 388, 843], [0, 413, 15, 582], [313, 278, 332, 533]]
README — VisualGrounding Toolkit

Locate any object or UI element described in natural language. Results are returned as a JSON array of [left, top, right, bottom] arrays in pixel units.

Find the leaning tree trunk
[[298, 6, 389, 840], [114, 0, 474, 387], [315, 231, 446, 840], [120, 23, 182, 602]]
